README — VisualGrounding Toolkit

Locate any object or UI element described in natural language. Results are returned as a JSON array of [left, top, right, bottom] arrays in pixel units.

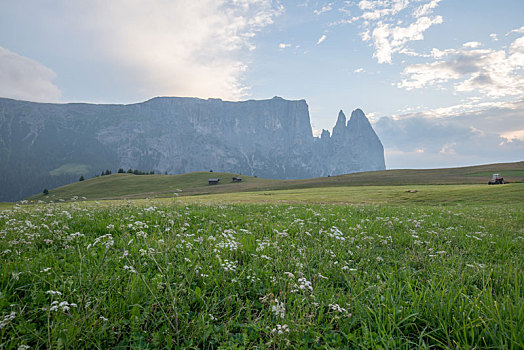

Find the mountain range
[[0, 96, 385, 201]]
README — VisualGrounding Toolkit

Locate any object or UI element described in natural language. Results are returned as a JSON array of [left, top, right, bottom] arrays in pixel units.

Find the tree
[[149, 170, 155, 175], [127, 169, 133, 174], [43, 189, 49, 195], [118, 168, 124, 173], [210, 169, 213, 172], [79, 176, 85, 181]]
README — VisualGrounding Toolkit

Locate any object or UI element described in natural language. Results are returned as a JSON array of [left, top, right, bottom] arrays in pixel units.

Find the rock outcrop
[[0, 96, 385, 201]]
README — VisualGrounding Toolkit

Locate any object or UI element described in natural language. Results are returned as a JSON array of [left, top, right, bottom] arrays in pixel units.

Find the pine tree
[[118, 168, 124, 173], [79, 176, 85, 181], [43, 189, 49, 195]]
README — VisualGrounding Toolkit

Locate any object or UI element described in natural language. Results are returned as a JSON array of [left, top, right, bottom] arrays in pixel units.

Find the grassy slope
[[28, 161, 524, 202], [30, 172, 277, 201], [0, 202, 14, 210], [179, 183, 524, 206]]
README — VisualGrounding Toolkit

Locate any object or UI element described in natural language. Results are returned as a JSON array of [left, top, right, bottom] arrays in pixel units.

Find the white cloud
[[73, 0, 282, 101], [500, 129, 524, 142], [490, 33, 498, 41], [354, 67, 365, 73], [0, 46, 61, 102], [463, 41, 481, 48], [371, 15, 443, 63], [279, 43, 291, 49], [346, 1, 444, 63], [314, 3, 333, 15], [398, 35, 524, 98], [507, 25, 524, 36], [317, 34, 327, 44], [413, 0, 442, 18]]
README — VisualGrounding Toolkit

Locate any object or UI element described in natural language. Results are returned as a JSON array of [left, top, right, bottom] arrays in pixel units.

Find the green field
[[0, 203, 13, 211], [28, 161, 524, 202], [180, 183, 524, 206], [2, 182, 524, 348], [3, 162, 523, 348]]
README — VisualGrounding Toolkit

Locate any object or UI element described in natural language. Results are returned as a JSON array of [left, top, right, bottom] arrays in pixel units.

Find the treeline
[[99, 168, 161, 176], [79, 168, 166, 182]]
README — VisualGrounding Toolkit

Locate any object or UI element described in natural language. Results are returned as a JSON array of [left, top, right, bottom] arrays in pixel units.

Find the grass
[[179, 183, 524, 206], [1, 196, 523, 348], [0, 203, 14, 211], [30, 172, 276, 202], [28, 161, 524, 202], [4, 162, 523, 347]]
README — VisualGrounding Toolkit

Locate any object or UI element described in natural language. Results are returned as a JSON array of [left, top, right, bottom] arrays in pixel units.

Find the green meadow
[[1, 177, 523, 348]]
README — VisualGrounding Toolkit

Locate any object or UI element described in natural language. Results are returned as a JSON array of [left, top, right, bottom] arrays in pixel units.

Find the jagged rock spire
[[332, 110, 347, 138]]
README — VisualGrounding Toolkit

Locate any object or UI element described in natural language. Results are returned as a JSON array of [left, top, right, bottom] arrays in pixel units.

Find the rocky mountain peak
[[348, 108, 372, 129], [332, 110, 347, 138], [0, 96, 386, 201]]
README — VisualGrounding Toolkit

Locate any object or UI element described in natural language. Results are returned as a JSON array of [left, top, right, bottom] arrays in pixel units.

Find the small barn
[[208, 178, 220, 185], [232, 177, 242, 183]]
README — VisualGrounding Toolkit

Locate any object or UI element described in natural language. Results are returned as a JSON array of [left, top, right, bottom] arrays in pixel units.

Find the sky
[[0, 0, 523, 169]]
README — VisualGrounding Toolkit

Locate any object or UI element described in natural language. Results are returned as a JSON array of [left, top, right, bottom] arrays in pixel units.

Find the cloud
[[463, 41, 481, 48], [398, 35, 524, 98], [317, 34, 327, 44], [500, 129, 524, 142], [370, 15, 443, 63], [336, 0, 445, 63], [279, 43, 291, 49], [314, 3, 333, 15], [72, 0, 282, 101], [413, 0, 442, 18], [354, 68, 365, 73], [507, 25, 524, 36], [0, 46, 61, 102], [374, 101, 524, 168]]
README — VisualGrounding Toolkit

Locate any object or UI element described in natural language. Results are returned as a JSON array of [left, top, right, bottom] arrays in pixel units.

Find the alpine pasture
[[1, 169, 523, 348]]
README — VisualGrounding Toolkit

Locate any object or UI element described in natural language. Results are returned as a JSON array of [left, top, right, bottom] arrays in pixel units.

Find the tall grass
[[1, 201, 522, 348]]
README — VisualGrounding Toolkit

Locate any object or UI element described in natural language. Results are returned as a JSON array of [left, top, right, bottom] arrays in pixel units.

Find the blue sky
[[0, 0, 523, 168]]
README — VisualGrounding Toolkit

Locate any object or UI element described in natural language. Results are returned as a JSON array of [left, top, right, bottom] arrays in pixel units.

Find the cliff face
[[0, 96, 385, 201]]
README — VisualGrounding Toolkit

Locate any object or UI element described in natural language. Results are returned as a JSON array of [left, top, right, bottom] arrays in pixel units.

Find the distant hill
[[29, 161, 524, 202]]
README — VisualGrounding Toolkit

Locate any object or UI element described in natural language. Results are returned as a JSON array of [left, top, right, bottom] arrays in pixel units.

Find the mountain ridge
[[0, 96, 385, 201]]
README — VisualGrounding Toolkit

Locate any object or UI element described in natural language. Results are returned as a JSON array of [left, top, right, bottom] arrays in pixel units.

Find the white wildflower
[[271, 324, 290, 334], [271, 299, 286, 319]]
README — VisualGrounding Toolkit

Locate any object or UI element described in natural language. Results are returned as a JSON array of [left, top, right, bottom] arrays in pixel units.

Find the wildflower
[[271, 324, 290, 334], [271, 299, 286, 319], [221, 259, 237, 272], [297, 277, 313, 292], [328, 303, 348, 313], [0, 312, 16, 329], [123, 265, 137, 273], [46, 290, 62, 296]]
